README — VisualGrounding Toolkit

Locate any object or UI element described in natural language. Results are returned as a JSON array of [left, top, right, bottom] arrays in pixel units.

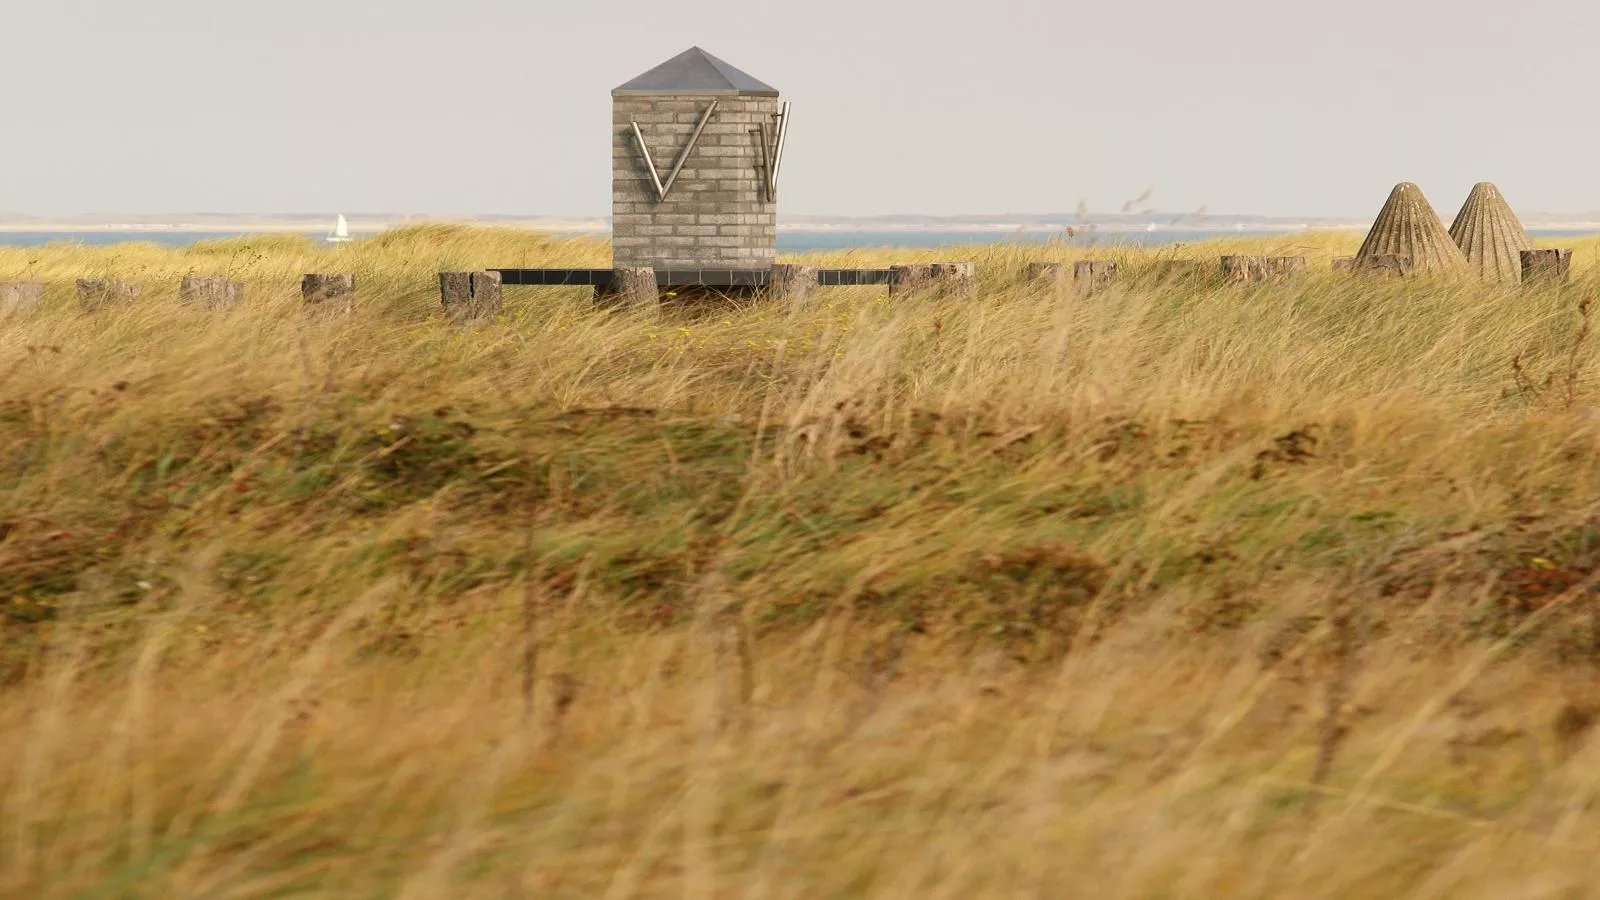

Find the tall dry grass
[[3, 226, 1600, 897]]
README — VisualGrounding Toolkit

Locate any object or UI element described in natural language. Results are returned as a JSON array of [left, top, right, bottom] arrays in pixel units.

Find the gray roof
[[613, 47, 778, 97]]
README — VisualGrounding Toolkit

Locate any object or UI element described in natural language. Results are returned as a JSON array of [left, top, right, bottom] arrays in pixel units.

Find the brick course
[[613, 93, 779, 269]]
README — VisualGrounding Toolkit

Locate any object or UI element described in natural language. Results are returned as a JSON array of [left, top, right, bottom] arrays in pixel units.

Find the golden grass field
[[5, 226, 1600, 898]]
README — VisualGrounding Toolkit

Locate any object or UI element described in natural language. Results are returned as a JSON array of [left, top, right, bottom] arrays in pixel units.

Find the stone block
[[1266, 256, 1308, 279], [178, 275, 244, 309], [890, 262, 977, 299], [302, 273, 356, 309], [76, 278, 141, 312], [1521, 249, 1572, 283], [1221, 256, 1306, 284], [771, 264, 818, 308], [1073, 260, 1117, 295], [1220, 256, 1267, 284], [439, 271, 503, 322], [596, 267, 657, 312]]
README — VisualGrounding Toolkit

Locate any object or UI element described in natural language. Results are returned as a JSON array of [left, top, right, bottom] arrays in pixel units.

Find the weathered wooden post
[[438, 271, 503, 321], [302, 273, 356, 311], [178, 275, 243, 309], [1073, 260, 1116, 295], [888, 264, 932, 298], [770, 264, 818, 307], [1265, 256, 1308, 279], [1332, 256, 1356, 272], [596, 266, 658, 311], [891, 263, 975, 299], [0, 281, 45, 313], [1520, 249, 1572, 283], [931, 262, 976, 298], [76, 278, 141, 312], [1220, 256, 1265, 284]]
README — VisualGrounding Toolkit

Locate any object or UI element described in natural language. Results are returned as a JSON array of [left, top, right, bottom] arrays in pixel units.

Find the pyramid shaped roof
[[1354, 182, 1468, 273], [613, 47, 779, 97], [1448, 182, 1532, 283]]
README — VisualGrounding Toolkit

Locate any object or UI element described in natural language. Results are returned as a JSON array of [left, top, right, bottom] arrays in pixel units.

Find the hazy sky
[[3, 0, 1596, 219]]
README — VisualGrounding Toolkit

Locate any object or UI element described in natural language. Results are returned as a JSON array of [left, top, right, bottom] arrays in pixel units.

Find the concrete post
[[76, 278, 141, 312], [596, 266, 657, 311], [439, 271, 504, 321], [933, 262, 976, 299], [179, 275, 244, 309], [1266, 256, 1308, 279], [302, 274, 356, 311], [1220, 256, 1267, 284], [891, 262, 976, 299], [1521, 249, 1572, 283], [1222, 256, 1307, 284], [888, 264, 932, 298], [1073, 260, 1117, 295], [770, 264, 818, 307]]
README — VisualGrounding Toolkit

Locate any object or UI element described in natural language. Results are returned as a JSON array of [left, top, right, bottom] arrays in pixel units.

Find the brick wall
[[612, 94, 780, 270]]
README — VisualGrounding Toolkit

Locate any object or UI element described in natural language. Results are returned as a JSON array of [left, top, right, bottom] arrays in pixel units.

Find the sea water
[[0, 229, 1591, 252]]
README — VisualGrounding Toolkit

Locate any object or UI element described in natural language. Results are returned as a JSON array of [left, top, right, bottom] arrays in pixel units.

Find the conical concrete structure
[[1448, 182, 1532, 283], [1354, 182, 1468, 274]]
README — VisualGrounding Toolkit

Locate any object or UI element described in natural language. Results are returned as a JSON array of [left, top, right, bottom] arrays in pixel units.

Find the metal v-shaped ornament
[[755, 102, 791, 203], [630, 100, 719, 202]]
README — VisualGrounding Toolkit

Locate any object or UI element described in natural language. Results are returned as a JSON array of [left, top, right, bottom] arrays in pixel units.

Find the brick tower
[[611, 47, 785, 273]]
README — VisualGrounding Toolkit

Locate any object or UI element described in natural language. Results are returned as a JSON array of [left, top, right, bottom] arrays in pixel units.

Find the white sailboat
[[326, 214, 354, 244]]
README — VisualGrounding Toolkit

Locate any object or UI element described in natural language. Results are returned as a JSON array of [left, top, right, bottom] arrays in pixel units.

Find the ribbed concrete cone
[[1448, 182, 1532, 284], [1354, 182, 1468, 274]]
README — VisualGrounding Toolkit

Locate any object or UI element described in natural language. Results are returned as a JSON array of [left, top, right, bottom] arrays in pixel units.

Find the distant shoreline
[[6, 220, 1600, 235], [0, 221, 1368, 235]]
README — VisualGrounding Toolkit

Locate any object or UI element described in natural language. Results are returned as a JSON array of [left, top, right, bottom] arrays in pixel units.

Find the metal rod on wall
[[757, 122, 777, 202], [771, 102, 791, 189], [661, 100, 719, 199], [630, 121, 666, 201]]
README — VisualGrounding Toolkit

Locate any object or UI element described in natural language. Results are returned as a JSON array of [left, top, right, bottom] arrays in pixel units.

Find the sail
[[335, 215, 350, 238]]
